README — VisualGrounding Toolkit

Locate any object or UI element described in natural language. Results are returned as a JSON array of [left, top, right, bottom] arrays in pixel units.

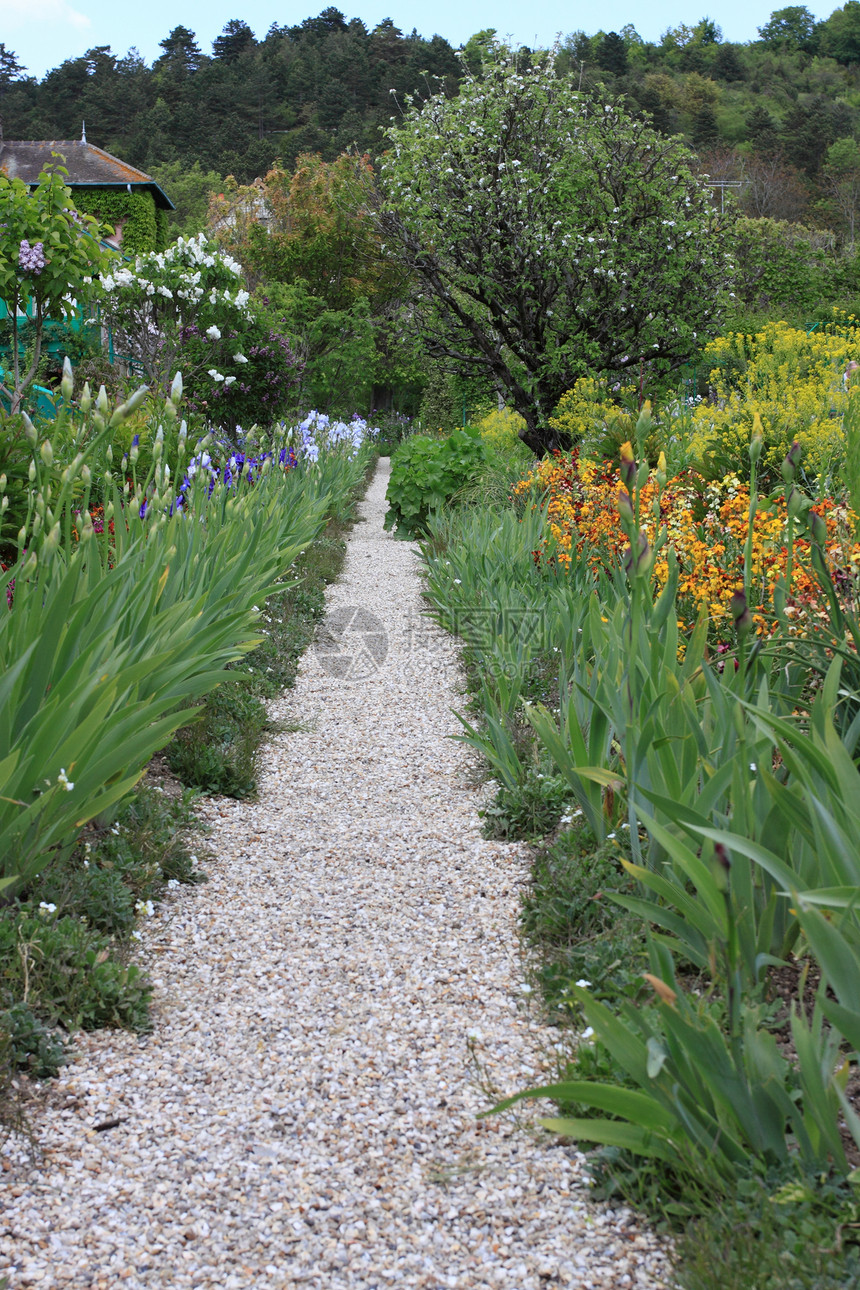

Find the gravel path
[[1, 461, 672, 1289]]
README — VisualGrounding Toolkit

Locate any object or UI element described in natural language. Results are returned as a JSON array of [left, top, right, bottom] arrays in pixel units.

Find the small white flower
[[453, 578, 462, 584], [518, 982, 533, 995], [131, 930, 142, 941], [57, 768, 74, 791], [465, 1028, 483, 1042], [206, 325, 222, 340], [233, 353, 248, 363], [111, 825, 120, 835], [581, 1026, 595, 1040], [575, 979, 591, 988], [208, 369, 225, 383], [38, 901, 57, 916], [135, 899, 155, 917], [167, 879, 179, 890]]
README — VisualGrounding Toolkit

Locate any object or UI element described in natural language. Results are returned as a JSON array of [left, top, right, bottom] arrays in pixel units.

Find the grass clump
[[673, 1171, 860, 1290]]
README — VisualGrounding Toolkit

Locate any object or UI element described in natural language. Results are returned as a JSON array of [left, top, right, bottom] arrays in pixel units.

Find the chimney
[[81, 121, 87, 143]]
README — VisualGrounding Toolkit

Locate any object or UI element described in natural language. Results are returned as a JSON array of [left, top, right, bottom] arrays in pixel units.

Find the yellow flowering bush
[[476, 406, 531, 459], [689, 319, 860, 480], [548, 377, 635, 442]]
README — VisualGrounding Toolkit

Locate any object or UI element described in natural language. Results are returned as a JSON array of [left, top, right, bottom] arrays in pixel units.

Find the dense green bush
[[384, 428, 487, 536]]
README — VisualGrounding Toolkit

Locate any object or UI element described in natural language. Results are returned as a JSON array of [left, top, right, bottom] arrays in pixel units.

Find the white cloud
[[3, 0, 91, 31]]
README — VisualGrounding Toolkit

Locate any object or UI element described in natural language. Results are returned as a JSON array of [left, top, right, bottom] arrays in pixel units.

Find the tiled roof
[[0, 141, 174, 209]]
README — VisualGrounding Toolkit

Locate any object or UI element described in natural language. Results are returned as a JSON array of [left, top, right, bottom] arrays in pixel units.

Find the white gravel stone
[[0, 461, 673, 1289]]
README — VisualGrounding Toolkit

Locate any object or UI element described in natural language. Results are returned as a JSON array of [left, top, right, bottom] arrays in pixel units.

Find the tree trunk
[[518, 406, 572, 457]]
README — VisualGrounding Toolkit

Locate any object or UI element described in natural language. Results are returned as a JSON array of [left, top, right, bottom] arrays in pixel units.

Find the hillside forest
[[3, 5, 860, 237]]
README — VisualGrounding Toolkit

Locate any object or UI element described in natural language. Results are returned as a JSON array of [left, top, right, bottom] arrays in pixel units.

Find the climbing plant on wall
[[72, 189, 164, 253]]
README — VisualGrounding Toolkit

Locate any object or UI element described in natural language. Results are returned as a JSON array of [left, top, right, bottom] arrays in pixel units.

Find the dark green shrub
[[481, 769, 570, 840], [166, 682, 268, 798], [37, 866, 137, 939], [0, 1001, 69, 1079], [674, 1169, 860, 1289], [0, 910, 151, 1032]]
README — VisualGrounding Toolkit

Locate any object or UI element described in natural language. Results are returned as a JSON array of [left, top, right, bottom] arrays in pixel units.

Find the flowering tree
[[96, 234, 302, 425], [0, 166, 108, 413], [379, 47, 735, 455]]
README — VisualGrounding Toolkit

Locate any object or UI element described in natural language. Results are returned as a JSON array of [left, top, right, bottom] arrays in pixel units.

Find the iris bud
[[809, 510, 827, 546], [619, 441, 636, 490], [781, 440, 801, 485], [61, 357, 74, 402], [729, 585, 752, 638]]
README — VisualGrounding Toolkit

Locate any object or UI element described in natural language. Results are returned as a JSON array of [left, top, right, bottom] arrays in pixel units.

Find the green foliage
[[482, 767, 570, 840], [215, 153, 419, 416], [166, 681, 268, 798], [520, 825, 645, 1012], [0, 412, 35, 554], [263, 285, 377, 414], [674, 1170, 860, 1289], [758, 7, 820, 51], [72, 188, 159, 254], [0, 908, 151, 1032], [150, 160, 224, 238], [417, 368, 460, 433], [0, 369, 329, 887], [384, 429, 488, 536], [0, 1001, 68, 1079], [730, 217, 846, 318]]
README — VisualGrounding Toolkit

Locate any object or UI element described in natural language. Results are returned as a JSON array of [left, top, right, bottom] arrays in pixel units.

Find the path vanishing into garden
[[1, 462, 671, 1290]]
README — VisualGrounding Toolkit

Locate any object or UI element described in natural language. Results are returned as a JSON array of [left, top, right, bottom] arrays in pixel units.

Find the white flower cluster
[[99, 234, 252, 320]]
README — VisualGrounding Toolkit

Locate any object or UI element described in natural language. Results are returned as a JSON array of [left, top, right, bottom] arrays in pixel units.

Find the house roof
[[0, 141, 174, 210]]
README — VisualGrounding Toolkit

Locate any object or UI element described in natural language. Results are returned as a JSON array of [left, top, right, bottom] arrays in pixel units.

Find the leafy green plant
[[167, 682, 268, 798], [36, 866, 137, 939], [673, 1170, 860, 1290], [481, 766, 569, 840], [384, 428, 487, 536], [0, 1001, 68, 1079], [0, 908, 151, 1032]]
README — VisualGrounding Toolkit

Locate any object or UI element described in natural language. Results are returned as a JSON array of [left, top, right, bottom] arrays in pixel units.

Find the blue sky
[[3, 0, 844, 81]]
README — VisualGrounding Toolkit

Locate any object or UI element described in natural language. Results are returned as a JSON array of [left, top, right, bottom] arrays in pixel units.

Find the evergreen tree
[[213, 21, 256, 63]]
